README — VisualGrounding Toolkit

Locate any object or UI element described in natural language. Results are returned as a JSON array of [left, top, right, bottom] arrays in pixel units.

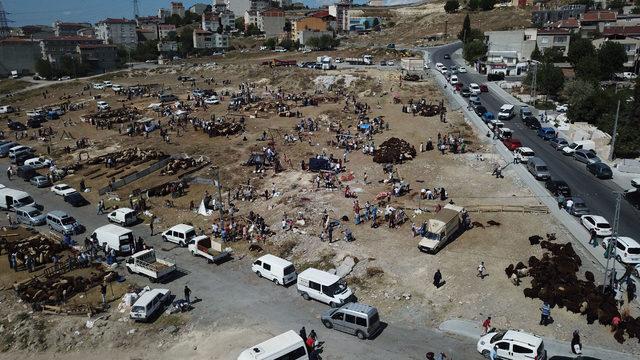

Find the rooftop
[[549, 18, 579, 29], [603, 25, 640, 37], [78, 44, 117, 49], [97, 18, 136, 25], [42, 36, 102, 42], [582, 11, 616, 22], [537, 27, 571, 35]]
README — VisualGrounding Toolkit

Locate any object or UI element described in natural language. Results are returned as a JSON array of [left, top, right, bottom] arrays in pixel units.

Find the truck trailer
[[418, 204, 468, 253]]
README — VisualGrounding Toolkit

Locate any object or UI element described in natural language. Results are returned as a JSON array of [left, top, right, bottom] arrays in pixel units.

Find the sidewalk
[[439, 319, 638, 359]]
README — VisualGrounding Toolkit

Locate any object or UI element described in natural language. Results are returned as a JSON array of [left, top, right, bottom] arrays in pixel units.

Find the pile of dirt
[[373, 137, 416, 164], [508, 239, 640, 343]]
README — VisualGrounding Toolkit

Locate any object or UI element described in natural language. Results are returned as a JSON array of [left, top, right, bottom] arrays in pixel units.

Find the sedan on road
[[458, 67, 467, 73], [443, 54, 450, 59], [581, 215, 613, 237], [30, 175, 50, 188], [461, 88, 471, 97], [545, 179, 571, 197], [573, 149, 601, 165], [587, 162, 613, 179], [51, 184, 77, 196], [502, 138, 522, 151], [64, 191, 89, 207], [549, 137, 568, 150], [523, 116, 541, 130], [568, 196, 590, 216]]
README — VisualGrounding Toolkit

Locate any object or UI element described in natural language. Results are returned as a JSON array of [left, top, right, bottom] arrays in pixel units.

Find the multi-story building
[[19, 25, 54, 39], [484, 29, 538, 75], [257, 8, 285, 38], [531, 4, 585, 26], [157, 41, 179, 53], [171, 2, 186, 17], [599, 26, 640, 68], [244, 10, 258, 30], [136, 16, 161, 27], [95, 18, 137, 49], [0, 37, 41, 76], [158, 8, 172, 21], [581, 11, 617, 33], [293, 16, 328, 42], [214, 0, 229, 13], [77, 27, 96, 37], [40, 36, 103, 65], [189, 3, 210, 15], [137, 28, 158, 42], [76, 44, 118, 72], [53, 21, 92, 37], [536, 28, 571, 57], [219, 9, 236, 31], [203, 12, 221, 32], [329, 2, 350, 33], [193, 29, 229, 49], [159, 24, 177, 39]]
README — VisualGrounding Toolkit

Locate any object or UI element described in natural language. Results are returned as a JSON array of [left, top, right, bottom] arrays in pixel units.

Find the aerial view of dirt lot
[[0, 3, 638, 360]]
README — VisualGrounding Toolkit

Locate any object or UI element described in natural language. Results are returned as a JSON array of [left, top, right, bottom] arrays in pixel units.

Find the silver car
[[30, 175, 50, 188], [573, 149, 601, 164], [16, 206, 46, 226]]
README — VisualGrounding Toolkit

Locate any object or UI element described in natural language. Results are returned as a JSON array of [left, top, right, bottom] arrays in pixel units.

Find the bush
[[444, 0, 460, 13]]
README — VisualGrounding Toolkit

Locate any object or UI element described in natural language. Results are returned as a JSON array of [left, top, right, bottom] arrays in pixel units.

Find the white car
[[581, 215, 613, 237], [477, 330, 547, 360], [97, 101, 110, 110], [23, 157, 52, 169], [51, 184, 77, 196], [102, 81, 113, 87], [162, 224, 197, 247], [112, 84, 123, 92], [469, 83, 481, 95], [387, 60, 395, 66], [450, 75, 458, 85], [204, 96, 220, 104], [58, 76, 71, 81], [93, 83, 105, 90], [556, 104, 568, 112], [514, 147, 535, 163], [458, 66, 467, 73], [601, 236, 640, 264]]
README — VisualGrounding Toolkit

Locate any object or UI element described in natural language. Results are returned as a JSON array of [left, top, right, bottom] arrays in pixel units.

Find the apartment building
[[95, 18, 137, 49]]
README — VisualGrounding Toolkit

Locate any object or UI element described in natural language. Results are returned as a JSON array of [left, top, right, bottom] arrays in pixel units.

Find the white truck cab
[[107, 207, 138, 226]]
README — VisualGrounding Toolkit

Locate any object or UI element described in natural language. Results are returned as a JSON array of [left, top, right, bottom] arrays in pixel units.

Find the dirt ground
[[0, 5, 638, 357]]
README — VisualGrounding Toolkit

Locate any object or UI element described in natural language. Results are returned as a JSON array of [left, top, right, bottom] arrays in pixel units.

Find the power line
[[133, 0, 139, 19], [0, 0, 14, 39]]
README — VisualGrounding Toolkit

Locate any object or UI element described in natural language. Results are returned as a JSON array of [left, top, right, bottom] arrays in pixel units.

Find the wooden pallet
[[464, 204, 549, 214]]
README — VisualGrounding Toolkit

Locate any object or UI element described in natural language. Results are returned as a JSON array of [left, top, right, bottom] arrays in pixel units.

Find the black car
[[545, 179, 572, 197], [7, 121, 27, 131], [587, 162, 613, 179], [443, 54, 450, 59], [27, 117, 43, 128], [12, 152, 33, 166], [17, 165, 36, 181], [64, 192, 90, 207], [523, 116, 541, 129], [625, 188, 640, 209], [461, 88, 471, 97], [474, 105, 487, 117]]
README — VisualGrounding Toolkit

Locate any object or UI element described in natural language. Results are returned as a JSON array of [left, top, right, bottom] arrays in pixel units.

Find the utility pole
[[0, 1, 13, 39], [209, 166, 225, 240], [608, 99, 620, 161], [530, 62, 537, 105], [602, 193, 622, 293], [133, 0, 140, 19]]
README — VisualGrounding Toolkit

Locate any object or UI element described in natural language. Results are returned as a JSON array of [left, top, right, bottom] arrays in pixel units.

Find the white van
[[8, 145, 32, 159], [498, 104, 515, 120], [252, 254, 297, 286], [561, 140, 595, 155], [130, 288, 171, 322], [162, 223, 197, 247], [0, 105, 15, 114], [237, 330, 308, 360], [297, 268, 354, 307], [107, 207, 138, 226], [91, 224, 134, 254], [469, 83, 481, 95], [0, 188, 36, 211]]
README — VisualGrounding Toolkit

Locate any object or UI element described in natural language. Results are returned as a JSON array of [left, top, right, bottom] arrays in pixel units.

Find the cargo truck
[[418, 204, 468, 253], [125, 249, 177, 282], [187, 235, 232, 264]]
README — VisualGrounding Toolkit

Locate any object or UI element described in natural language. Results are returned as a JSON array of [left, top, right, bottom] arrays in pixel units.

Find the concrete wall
[[0, 42, 42, 76]]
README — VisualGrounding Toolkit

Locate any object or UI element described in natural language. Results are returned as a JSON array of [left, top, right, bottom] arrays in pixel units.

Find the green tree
[[245, 23, 262, 36], [264, 38, 277, 50], [217, 18, 224, 34], [597, 41, 626, 80], [609, 0, 626, 12], [567, 36, 595, 66], [372, 17, 380, 28], [279, 38, 296, 50], [35, 58, 54, 79], [542, 47, 565, 63], [615, 77, 640, 157], [575, 56, 601, 83], [562, 79, 595, 108], [444, 0, 460, 13], [526, 63, 564, 96], [283, 21, 292, 34], [363, 20, 370, 29], [459, 14, 471, 42], [178, 27, 194, 55], [307, 34, 340, 50], [531, 43, 542, 62], [132, 40, 160, 61], [480, 0, 496, 11], [235, 17, 245, 30], [463, 39, 487, 63], [468, 0, 480, 10]]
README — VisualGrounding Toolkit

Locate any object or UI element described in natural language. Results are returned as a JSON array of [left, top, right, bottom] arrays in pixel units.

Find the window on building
[[555, 36, 567, 43]]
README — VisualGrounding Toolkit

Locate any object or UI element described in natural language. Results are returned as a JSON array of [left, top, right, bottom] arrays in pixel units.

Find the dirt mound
[[373, 137, 416, 164]]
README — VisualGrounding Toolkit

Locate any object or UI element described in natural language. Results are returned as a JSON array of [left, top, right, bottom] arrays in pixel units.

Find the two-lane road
[[428, 42, 640, 241]]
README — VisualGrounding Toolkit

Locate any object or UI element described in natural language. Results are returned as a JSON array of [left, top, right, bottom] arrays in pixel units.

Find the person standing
[[482, 316, 491, 335], [96, 199, 104, 215], [299, 326, 307, 341], [149, 217, 155, 236], [184, 285, 192, 304], [6, 167, 11, 181], [571, 330, 582, 355], [6, 213, 12, 226], [477, 261, 486, 279], [489, 345, 497, 360], [100, 283, 107, 307], [540, 302, 551, 326], [627, 280, 637, 303], [588, 228, 597, 246], [433, 269, 442, 288]]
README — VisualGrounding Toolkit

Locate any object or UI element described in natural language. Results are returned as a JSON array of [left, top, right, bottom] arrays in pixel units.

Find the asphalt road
[[0, 162, 479, 360], [427, 42, 640, 241]]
